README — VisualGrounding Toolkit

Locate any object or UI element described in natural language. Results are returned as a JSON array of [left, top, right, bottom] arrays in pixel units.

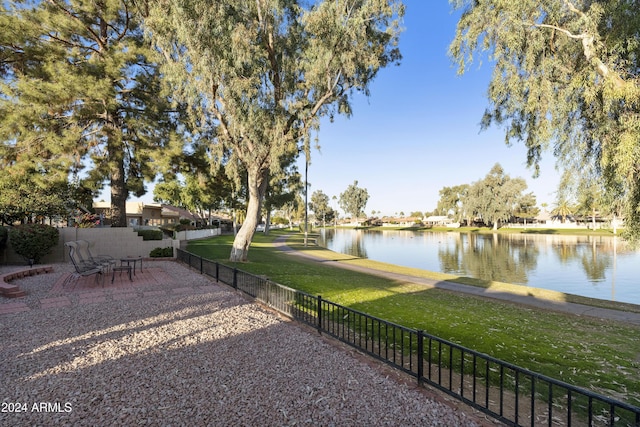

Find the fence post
[[233, 267, 238, 289], [265, 280, 272, 306], [215, 262, 219, 281], [200, 256, 203, 274], [317, 295, 323, 333], [417, 330, 424, 385]]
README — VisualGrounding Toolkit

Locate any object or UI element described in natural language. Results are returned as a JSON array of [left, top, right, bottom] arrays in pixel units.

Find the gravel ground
[[0, 261, 486, 426]]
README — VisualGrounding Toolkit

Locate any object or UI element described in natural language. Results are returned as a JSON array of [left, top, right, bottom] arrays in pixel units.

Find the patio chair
[[75, 240, 117, 273], [64, 241, 104, 284]]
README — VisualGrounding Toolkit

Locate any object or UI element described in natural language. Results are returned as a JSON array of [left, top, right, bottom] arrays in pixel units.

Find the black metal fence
[[176, 249, 640, 427]]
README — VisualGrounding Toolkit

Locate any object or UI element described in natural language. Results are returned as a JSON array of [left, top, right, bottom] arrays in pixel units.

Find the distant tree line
[[435, 163, 539, 229]]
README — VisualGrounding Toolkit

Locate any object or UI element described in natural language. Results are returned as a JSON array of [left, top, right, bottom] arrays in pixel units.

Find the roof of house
[[536, 210, 552, 221], [160, 205, 197, 220], [424, 215, 451, 222]]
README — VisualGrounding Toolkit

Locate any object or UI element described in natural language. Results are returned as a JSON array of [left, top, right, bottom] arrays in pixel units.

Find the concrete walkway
[[274, 236, 640, 326]]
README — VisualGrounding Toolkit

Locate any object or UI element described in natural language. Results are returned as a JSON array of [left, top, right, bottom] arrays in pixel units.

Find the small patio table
[[112, 265, 132, 283], [120, 257, 143, 276]]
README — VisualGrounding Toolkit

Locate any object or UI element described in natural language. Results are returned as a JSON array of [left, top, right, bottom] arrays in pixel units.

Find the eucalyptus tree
[[467, 164, 527, 230], [558, 158, 607, 229], [450, 0, 640, 241], [281, 195, 303, 230], [576, 178, 606, 229], [339, 180, 370, 223], [436, 184, 469, 221], [0, 1, 181, 227], [513, 192, 540, 227], [145, 0, 404, 261], [310, 190, 331, 227]]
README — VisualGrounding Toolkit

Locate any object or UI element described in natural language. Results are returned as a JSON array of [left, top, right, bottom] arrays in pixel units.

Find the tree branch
[[44, 32, 101, 56], [47, 0, 107, 52], [530, 22, 626, 89], [532, 23, 584, 40]]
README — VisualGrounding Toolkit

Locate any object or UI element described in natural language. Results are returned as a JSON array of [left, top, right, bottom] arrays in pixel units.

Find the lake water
[[317, 229, 640, 305]]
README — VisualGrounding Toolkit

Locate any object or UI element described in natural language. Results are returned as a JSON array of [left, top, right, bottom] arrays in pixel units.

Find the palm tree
[[552, 198, 574, 223]]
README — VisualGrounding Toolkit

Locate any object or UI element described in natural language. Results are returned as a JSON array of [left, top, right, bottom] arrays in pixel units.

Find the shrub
[[271, 216, 288, 226], [136, 229, 163, 241], [74, 212, 100, 228], [8, 224, 59, 264], [150, 247, 173, 257], [175, 223, 195, 232]]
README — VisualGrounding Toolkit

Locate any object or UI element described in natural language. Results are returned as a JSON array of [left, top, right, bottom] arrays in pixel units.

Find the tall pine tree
[[0, 1, 182, 226]]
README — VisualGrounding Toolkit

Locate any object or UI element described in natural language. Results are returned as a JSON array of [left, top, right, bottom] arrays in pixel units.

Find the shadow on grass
[[521, 229, 559, 234], [316, 257, 361, 263]]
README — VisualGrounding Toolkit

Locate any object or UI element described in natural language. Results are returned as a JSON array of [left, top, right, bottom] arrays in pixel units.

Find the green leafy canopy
[[145, 0, 404, 260]]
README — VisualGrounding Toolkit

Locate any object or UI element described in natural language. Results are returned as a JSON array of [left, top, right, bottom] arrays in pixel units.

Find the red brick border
[[0, 265, 54, 298]]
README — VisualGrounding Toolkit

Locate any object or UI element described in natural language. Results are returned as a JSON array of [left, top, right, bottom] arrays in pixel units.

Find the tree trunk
[[232, 209, 238, 235], [110, 156, 128, 227], [264, 210, 272, 235], [230, 168, 269, 262]]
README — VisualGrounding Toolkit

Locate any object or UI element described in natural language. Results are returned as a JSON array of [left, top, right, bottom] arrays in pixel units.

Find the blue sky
[[301, 0, 561, 217], [124, 1, 561, 216]]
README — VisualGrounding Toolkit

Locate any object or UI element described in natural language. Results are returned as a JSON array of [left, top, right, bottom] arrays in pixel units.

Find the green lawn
[[187, 230, 640, 407]]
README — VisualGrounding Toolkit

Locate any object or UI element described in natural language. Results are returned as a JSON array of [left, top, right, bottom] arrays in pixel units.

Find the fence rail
[[176, 249, 640, 427]]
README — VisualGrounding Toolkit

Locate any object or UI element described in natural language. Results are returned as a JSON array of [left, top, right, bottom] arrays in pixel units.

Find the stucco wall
[[2, 227, 180, 265], [174, 228, 221, 241]]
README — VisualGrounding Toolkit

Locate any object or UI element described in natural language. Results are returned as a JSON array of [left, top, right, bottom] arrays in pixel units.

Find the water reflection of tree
[[550, 237, 613, 282], [340, 231, 368, 259], [319, 228, 368, 259], [552, 240, 579, 264], [438, 233, 465, 274], [438, 233, 539, 285], [579, 239, 611, 282]]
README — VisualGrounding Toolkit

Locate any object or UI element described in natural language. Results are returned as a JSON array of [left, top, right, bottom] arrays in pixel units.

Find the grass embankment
[[187, 231, 640, 406]]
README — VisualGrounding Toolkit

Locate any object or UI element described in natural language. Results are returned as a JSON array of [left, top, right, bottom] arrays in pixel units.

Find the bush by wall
[[136, 229, 163, 241], [8, 224, 59, 264], [150, 247, 173, 257]]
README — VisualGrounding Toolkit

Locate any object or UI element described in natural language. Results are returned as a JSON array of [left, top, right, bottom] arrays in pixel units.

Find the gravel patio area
[[0, 261, 487, 426]]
